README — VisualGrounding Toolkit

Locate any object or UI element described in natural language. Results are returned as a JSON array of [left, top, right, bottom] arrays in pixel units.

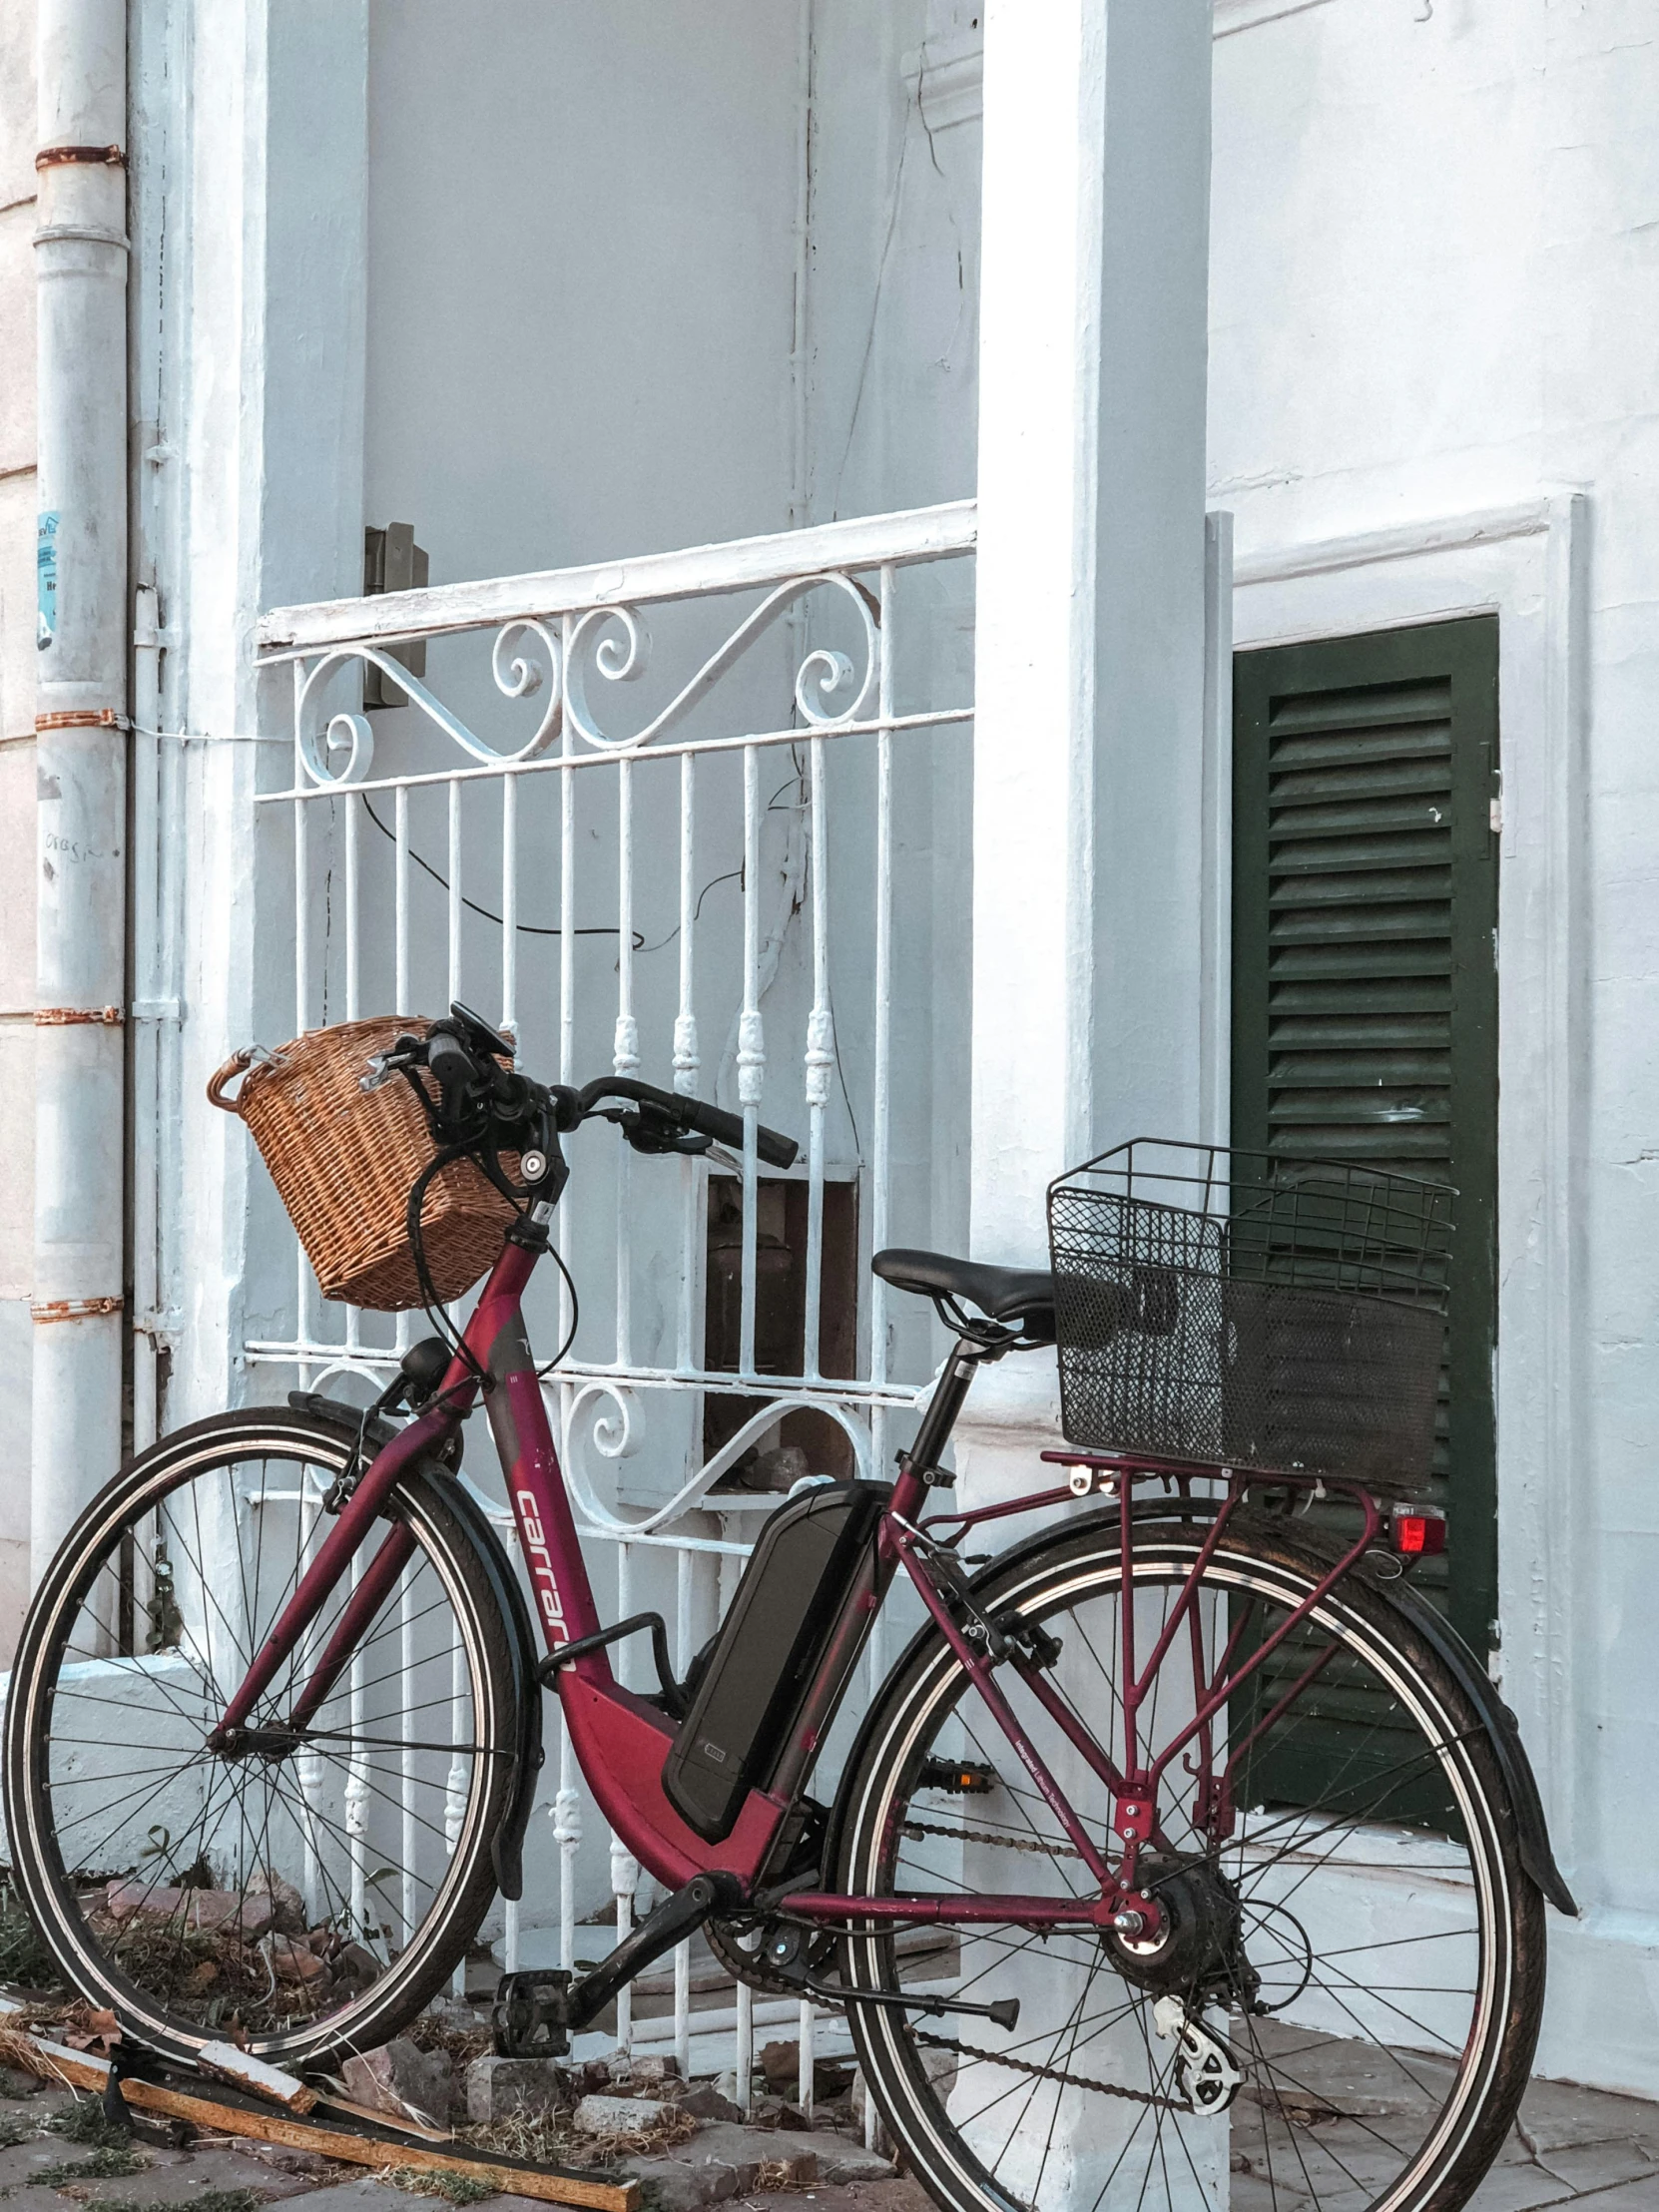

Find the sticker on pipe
[[37, 512, 59, 649]]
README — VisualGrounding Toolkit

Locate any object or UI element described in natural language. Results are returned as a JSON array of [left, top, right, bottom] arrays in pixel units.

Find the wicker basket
[[208, 1016, 519, 1312]]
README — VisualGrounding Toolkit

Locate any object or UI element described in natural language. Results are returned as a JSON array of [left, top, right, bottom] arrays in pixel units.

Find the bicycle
[[3, 1004, 1574, 2212]]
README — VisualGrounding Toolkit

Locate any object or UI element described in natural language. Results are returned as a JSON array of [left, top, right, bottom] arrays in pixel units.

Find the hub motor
[[1104, 1854, 1257, 2008]]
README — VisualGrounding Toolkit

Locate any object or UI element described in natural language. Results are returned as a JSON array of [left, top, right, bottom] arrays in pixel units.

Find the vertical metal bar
[[345, 1548, 369, 1937], [738, 746, 764, 1377], [447, 779, 462, 1006], [502, 772, 519, 1034], [675, 753, 701, 1377], [558, 623, 577, 1359], [292, 665, 312, 1375], [798, 1999, 815, 2116], [394, 783, 409, 1011], [342, 786, 362, 1365], [804, 734, 831, 1381], [344, 789, 360, 1022], [555, 1716, 580, 1975], [674, 1940, 692, 2084], [393, 782, 413, 1361], [612, 1839, 638, 2058], [735, 1976, 754, 2113], [447, 1629, 469, 1997], [611, 1537, 637, 2063], [869, 569, 895, 1470], [298, 1480, 323, 1917], [560, 620, 576, 1085], [673, 1542, 694, 2078], [615, 757, 638, 1368], [400, 1574, 416, 1944]]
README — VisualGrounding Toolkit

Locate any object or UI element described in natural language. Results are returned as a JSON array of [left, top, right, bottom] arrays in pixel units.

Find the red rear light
[[1392, 1511, 1446, 1557]]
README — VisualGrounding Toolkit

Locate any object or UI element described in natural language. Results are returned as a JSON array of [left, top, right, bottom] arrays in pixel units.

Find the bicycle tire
[[4, 1408, 520, 2069], [830, 1512, 1545, 2212]]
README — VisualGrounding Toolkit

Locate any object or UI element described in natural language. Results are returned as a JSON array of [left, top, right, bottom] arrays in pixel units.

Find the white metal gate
[[244, 502, 977, 2104]]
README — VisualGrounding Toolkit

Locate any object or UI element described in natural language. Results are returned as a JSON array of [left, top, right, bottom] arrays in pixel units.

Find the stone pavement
[[1225, 2064, 1659, 2210], [1460, 2072, 1659, 2210], [0, 2057, 1655, 2211]]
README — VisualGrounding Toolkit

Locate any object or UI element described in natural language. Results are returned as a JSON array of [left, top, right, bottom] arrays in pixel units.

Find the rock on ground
[[572, 2092, 676, 2136], [464, 2054, 572, 2124], [340, 2038, 453, 2128]]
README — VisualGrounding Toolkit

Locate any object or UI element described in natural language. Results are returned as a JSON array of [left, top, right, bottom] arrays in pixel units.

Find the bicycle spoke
[[837, 1537, 1513, 2212]]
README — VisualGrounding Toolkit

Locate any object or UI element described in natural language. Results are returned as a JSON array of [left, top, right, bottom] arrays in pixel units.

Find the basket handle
[[207, 1046, 257, 1114]]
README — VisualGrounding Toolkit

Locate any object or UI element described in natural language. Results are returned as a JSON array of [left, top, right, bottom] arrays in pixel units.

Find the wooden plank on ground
[[196, 2040, 318, 2114], [0, 2027, 636, 2212]]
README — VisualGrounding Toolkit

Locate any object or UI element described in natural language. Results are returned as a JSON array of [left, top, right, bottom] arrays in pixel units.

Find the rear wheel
[[831, 1515, 1544, 2212], [4, 1409, 519, 2067]]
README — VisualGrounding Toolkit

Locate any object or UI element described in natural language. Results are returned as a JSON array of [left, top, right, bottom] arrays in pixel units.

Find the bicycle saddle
[[872, 1247, 1056, 1342]]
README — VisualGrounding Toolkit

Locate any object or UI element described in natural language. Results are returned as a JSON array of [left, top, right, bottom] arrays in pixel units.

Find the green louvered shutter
[[1231, 616, 1499, 1669]]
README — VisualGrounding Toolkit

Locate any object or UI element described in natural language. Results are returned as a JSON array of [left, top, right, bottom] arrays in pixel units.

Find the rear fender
[[831, 1493, 1576, 1916]]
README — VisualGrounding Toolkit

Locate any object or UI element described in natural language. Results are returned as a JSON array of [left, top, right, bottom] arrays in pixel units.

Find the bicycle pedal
[[917, 1757, 998, 1795], [491, 1967, 573, 2058]]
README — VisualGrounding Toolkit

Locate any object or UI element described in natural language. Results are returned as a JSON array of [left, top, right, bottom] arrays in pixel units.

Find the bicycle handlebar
[[575, 1075, 799, 1170], [401, 1007, 801, 1172]]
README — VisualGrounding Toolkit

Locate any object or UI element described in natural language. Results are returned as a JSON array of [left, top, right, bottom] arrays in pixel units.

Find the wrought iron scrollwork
[[290, 575, 879, 788]]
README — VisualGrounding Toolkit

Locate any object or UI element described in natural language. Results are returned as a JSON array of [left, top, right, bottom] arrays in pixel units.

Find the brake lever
[[617, 1107, 714, 1158], [359, 1034, 427, 1094]]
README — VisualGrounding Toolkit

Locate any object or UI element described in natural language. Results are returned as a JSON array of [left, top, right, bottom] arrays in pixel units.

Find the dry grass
[[31, 2144, 150, 2186], [404, 2014, 495, 2071], [371, 2164, 496, 2203], [457, 2100, 698, 2170]]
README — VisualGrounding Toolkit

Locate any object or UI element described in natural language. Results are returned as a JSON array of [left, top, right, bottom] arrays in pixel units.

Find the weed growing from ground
[[31, 2145, 148, 2185], [375, 2165, 494, 2203]]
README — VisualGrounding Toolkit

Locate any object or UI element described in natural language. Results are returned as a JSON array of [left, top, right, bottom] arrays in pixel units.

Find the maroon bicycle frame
[[212, 1234, 1381, 1940]]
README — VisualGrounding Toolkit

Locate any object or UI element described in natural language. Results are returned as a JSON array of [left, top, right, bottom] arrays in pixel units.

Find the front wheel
[[4, 1409, 521, 2068], [831, 1514, 1545, 2212]]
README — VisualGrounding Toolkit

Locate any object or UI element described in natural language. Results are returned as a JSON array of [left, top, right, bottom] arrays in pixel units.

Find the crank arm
[[494, 1871, 745, 2055], [566, 1872, 744, 2033]]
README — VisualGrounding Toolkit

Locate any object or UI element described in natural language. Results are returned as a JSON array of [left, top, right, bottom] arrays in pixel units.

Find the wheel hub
[[1103, 1854, 1252, 2003]]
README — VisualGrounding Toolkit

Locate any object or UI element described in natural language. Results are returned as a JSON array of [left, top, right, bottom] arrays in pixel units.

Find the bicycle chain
[[899, 1819, 1180, 2111], [912, 2027, 1175, 2112], [899, 1817, 1084, 1862], [720, 1816, 1173, 2109]]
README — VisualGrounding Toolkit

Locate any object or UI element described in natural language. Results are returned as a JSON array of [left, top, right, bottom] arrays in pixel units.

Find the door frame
[[1202, 493, 1587, 1880]]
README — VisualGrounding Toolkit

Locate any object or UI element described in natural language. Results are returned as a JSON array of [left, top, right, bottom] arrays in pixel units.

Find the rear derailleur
[[1152, 1997, 1245, 2115]]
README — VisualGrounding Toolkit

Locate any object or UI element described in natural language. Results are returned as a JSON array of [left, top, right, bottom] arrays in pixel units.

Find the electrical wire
[[359, 792, 642, 945], [537, 1243, 582, 1380]]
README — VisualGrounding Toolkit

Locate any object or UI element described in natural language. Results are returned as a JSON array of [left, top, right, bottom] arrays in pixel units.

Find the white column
[[162, 0, 368, 1429], [31, 0, 129, 1579], [961, 0, 1215, 1480], [959, 5, 1219, 2205]]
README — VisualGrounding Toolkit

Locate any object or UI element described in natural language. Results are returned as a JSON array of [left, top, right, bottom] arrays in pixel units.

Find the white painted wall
[[0, 0, 38, 1656], [1210, 0, 1659, 2094]]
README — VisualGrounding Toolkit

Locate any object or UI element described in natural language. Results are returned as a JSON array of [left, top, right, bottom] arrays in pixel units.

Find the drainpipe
[[32, 0, 129, 1581]]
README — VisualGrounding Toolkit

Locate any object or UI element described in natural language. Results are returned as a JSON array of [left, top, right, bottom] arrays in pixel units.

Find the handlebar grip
[[681, 1097, 799, 1170], [578, 1076, 801, 1170], [426, 1030, 477, 1095]]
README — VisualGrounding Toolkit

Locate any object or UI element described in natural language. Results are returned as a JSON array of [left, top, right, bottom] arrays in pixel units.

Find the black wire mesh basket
[[1047, 1140, 1454, 1495]]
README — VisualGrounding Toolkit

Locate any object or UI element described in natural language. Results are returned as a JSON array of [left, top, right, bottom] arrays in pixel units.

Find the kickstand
[[98, 2044, 187, 2148], [100, 2051, 134, 2138]]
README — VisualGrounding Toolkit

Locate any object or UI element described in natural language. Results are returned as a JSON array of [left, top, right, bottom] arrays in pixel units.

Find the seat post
[[900, 1337, 998, 1488]]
